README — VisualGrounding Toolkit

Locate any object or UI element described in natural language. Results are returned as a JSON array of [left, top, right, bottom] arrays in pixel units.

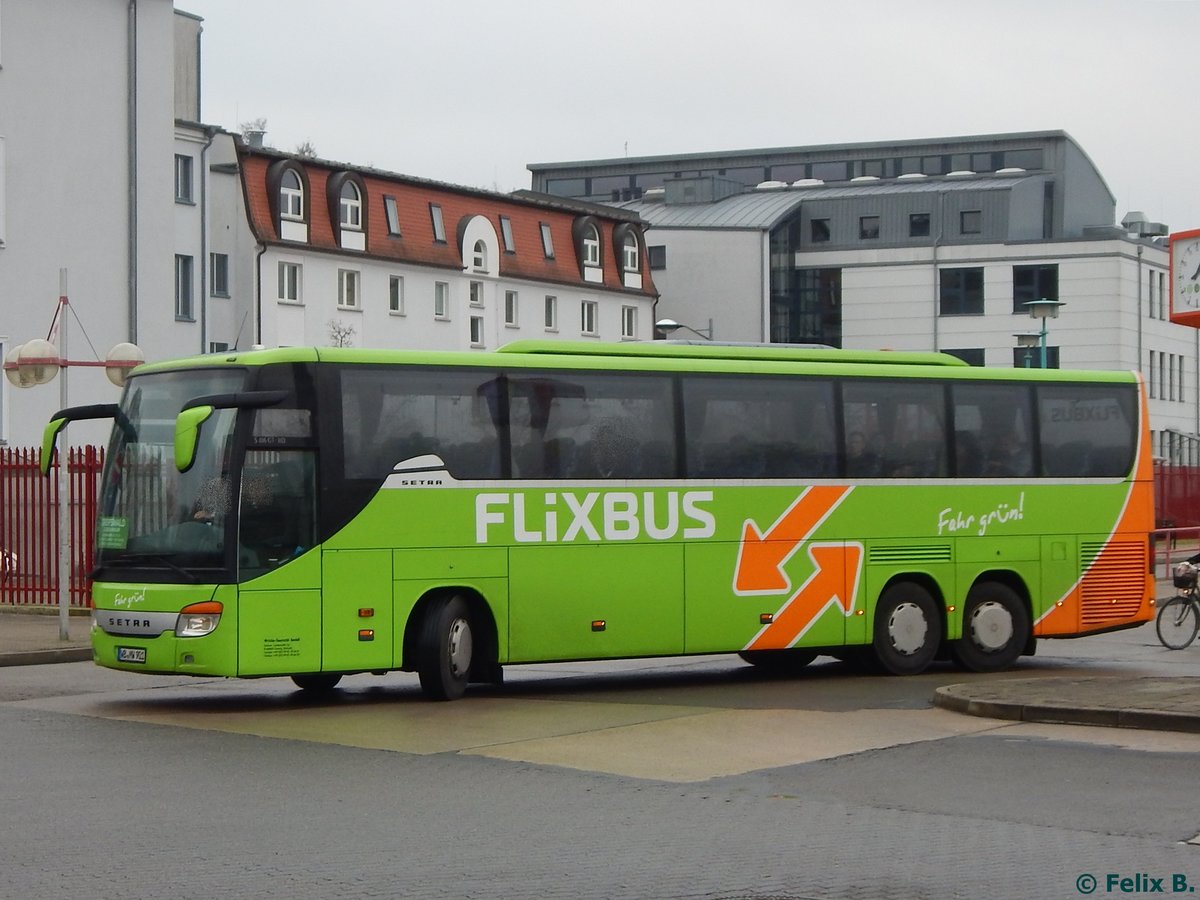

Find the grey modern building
[[529, 132, 1197, 461]]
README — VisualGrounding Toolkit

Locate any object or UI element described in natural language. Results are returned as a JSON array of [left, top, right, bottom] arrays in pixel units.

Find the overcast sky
[[180, 0, 1199, 232]]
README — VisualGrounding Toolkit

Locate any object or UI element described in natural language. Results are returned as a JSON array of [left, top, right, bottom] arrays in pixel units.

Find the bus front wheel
[[417, 595, 475, 701], [950, 582, 1030, 672], [872, 583, 940, 675]]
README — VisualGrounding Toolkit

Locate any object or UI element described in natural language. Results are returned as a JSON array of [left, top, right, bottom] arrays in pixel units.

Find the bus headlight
[[176, 601, 223, 637]]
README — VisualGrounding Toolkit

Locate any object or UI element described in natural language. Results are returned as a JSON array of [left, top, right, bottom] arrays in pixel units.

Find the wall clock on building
[[1170, 228, 1200, 326]]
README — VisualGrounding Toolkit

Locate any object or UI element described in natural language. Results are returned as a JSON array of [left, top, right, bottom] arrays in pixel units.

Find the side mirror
[[174, 406, 214, 473], [40, 403, 120, 476], [40, 418, 68, 477], [172, 390, 288, 473]]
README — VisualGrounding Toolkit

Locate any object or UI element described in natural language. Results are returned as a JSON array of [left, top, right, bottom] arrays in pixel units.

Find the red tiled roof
[[239, 149, 657, 298]]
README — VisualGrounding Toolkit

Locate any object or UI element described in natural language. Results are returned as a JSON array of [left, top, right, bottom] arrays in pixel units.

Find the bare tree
[[327, 319, 356, 348], [295, 140, 318, 158]]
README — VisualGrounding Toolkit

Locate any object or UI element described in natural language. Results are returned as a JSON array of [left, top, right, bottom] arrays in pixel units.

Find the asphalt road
[[2, 626, 1199, 899]]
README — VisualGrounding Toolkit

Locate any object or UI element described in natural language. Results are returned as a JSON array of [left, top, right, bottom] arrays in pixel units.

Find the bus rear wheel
[[950, 582, 1030, 672], [872, 583, 940, 675], [738, 648, 818, 674], [291, 673, 342, 693], [417, 595, 475, 701]]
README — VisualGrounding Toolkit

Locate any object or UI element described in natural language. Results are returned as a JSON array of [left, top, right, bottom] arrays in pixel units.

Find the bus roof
[[496, 339, 970, 367], [131, 342, 1138, 385]]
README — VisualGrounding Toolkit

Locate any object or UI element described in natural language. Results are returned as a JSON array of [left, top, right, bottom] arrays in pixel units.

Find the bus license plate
[[117, 647, 147, 664]]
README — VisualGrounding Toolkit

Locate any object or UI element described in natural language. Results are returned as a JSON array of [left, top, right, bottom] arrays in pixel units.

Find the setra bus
[[42, 340, 1155, 699]]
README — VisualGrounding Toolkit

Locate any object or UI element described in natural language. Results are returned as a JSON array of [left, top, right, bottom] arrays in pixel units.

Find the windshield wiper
[[97, 553, 202, 583]]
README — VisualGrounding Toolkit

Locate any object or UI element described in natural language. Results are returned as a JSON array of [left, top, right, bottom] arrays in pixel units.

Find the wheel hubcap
[[888, 601, 928, 656], [446, 617, 473, 677], [969, 600, 1013, 651]]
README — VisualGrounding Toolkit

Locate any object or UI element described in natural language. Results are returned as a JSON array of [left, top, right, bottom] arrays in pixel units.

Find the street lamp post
[[2, 270, 143, 639], [655, 317, 714, 340], [1022, 298, 1065, 369]]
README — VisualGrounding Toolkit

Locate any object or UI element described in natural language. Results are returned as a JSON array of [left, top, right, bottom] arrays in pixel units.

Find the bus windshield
[[95, 368, 247, 579]]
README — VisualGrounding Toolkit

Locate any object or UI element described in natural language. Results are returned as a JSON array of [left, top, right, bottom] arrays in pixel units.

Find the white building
[[227, 143, 656, 353], [0, 0, 184, 447], [531, 132, 1196, 460]]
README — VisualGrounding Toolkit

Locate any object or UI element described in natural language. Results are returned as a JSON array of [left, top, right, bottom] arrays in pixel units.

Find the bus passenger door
[[321, 549, 394, 671]]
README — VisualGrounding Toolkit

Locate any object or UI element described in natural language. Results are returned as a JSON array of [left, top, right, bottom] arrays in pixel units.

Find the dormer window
[[280, 170, 303, 220], [572, 217, 604, 284], [583, 226, 600, 266], [472, 239, 488, 272], [340, 181, 362, 230], [622, 233, 638, 272], [613, 222, 643, 289], [326, 171, 367, 251], [267, 160, 310, 243]]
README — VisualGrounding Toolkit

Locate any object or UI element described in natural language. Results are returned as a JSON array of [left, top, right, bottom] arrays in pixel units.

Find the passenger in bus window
[[845, 431, 881, 477], [984, 432, 1032, 477]]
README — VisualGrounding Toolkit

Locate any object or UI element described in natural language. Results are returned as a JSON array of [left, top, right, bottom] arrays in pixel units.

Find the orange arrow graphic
[[733, 485, 851, 594], [747, 542, 863, 650]]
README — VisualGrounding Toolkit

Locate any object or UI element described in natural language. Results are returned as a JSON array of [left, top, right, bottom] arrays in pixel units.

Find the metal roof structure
[[620, 176, 1028, 231]]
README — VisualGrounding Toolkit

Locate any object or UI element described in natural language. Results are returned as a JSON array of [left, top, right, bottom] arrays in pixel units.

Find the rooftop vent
[[791, 178, 825, 188], [850, 175, 880, 182], [996, 167, 1027, 174], [756, 180, 789, 190], [897, 172, 927, 180], [946, 170, 975, 177], [1121, 211, 1169, 238]]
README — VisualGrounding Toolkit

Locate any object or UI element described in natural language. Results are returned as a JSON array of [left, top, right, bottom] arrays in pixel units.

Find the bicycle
[[1156, 560, 1200, 650]]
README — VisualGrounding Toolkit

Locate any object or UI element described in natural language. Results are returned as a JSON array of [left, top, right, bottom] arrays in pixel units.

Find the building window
[[174, 255, 193, 319], [384, 195, 401, 236], [909, 213, 930, 238], [811, 219, 831, 243], [581, 299, 598, 335], [648, 245, 666, 270], [540, 223, 555, 258], [500, 216, 515, 253], [1013, 264, 1058, 314], [472, 240, 487, 272], [622, 234, 639, 272], [208, 342, 230, 354], [859, 216, 880, 240], [470, 315, 484, 346], [940, 267, 984, 316], [434, 281, 449, 319], [505, 290, 518, 326], [960, 210, 982, 235], [1149, 350, 1157, 399], [944, 348, 984, 366], [280, 169, 304, 220], [583, 225, 600, 267], [278, 261, 302, 303], [469, 280, 484, 306], [621, 305, 637, 339], [544, 295, 558, 331], [1013, 345, 1059, 369], [210, 253, 229, 297], [389, 275, 405, 314], [174, 155, 194, 204], [338, 269, 360, 309], [339, 181, 362, 230], [430, 204, 446, 242]]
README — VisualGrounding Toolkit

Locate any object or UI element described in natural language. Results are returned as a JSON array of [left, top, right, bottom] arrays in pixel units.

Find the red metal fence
[[1154, 464, 1200, 529], [0, 446, 104, 608]]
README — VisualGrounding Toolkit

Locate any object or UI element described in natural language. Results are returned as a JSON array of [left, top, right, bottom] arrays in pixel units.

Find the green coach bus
[[43, 340, 1155, 699]]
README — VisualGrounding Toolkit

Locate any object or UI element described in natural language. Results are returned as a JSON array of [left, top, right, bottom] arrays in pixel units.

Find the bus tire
[[291, 673, 342, 693], [417, 594, 474, 701], [871, 582, 939, 675], [738, 648, 818, 673], [951, 582, 1030, 672]]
